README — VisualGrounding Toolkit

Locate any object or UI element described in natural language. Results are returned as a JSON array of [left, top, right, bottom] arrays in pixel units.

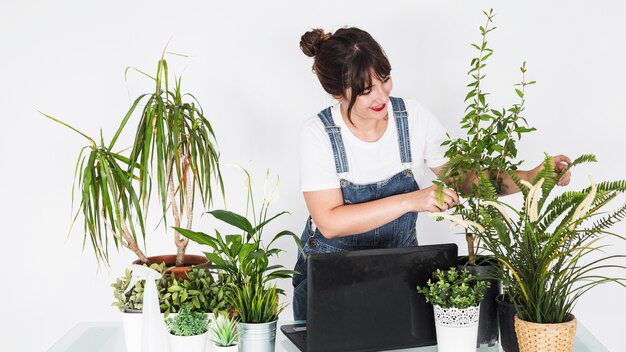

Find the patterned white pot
[[433, 304, 481, 352]]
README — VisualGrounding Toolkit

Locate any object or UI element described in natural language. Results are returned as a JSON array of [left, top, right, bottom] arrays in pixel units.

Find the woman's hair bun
[[300, 28, 331, 57]]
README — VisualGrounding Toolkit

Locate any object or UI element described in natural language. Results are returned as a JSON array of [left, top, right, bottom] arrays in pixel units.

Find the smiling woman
[[290, 23, 575, 323], [292, 27, 457, 320]]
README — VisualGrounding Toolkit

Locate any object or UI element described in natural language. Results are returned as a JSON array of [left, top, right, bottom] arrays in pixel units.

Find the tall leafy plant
[[437, 9, 536, 265], [44, 50, 223, 266]]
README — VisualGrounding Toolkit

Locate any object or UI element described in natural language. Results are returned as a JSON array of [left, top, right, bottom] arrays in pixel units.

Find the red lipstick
[[370, 103, 386, 112]]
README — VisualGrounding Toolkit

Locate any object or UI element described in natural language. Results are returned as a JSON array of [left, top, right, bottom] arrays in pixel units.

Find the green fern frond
[[583, 202, 626, 234], [537, 191, 585, 232], [562, 154, 598, 175]]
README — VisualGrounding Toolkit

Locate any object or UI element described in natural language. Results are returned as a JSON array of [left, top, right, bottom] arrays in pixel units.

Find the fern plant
[[437, 9, 537, 265], [476, 154, 626, 323]]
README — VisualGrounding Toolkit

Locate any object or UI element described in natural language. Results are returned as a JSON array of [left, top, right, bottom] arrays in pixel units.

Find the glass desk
[[49, 320, 609, 352]]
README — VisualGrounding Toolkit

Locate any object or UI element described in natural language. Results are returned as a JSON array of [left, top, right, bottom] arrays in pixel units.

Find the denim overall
[[292, 97, 420, 320]]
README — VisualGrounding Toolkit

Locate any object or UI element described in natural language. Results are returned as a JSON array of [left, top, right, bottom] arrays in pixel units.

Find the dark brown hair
[[300, 27, 392, 123]]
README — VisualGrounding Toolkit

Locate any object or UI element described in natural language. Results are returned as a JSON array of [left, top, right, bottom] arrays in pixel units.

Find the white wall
[[1, 0, 625, 351]]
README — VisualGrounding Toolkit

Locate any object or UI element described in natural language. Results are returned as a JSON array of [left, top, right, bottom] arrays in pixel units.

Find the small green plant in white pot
[[164, 305, 209, 352], [417, 268, 490, 352], [210, 312, 239, 352]]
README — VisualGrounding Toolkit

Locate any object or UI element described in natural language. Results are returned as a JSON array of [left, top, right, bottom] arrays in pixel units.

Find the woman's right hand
[[408, 185, 459, 213]]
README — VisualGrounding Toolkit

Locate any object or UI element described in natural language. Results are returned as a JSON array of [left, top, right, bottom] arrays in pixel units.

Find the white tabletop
[[49, 320, 609, 352]]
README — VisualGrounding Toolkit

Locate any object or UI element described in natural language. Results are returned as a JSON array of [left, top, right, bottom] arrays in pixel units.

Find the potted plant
[[435, 9, 537, 345], [165, 305, 210, 352], [112, 263, 167, 352], [209, 311, 239, 352], [42, 51, 223, 272], [112, 264, 228, 352], [472, 154, 626, 352], [176, 169, 302, 352], [160, 267, 229, 317], [417, 267, 490, 352]]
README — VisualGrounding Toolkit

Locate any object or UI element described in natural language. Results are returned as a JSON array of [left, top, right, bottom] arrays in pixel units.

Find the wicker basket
[[514, 314, 577, 352]]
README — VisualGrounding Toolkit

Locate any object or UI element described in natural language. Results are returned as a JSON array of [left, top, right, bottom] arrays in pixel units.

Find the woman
[[292, 27, 570, 320]]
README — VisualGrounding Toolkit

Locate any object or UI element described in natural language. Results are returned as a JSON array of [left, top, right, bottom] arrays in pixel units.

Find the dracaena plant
[[475, 154, 626, 323], [436, 9, 536, 265], [43, 50, 223, 266]]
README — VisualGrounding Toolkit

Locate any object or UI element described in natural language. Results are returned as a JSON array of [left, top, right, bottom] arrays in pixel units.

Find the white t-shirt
[[299, 99, 448, 192]]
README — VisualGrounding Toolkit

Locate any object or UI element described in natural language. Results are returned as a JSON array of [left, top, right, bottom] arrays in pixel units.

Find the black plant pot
[[458, 256, 501, 347], [496, 294, 519, 352]]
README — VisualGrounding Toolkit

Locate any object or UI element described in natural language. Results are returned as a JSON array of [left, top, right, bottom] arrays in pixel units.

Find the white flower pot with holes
[[433, 304, 481, 352]]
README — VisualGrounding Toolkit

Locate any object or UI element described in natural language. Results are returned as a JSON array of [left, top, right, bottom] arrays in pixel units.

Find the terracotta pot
[[514, 314, 576, 352], [133, 254, 210, 280]]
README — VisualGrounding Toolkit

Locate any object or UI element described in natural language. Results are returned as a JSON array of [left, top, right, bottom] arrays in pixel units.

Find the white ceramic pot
[[205, 313, 215, 352], [169, 331, 208, 352], [122, 310, 172, 352], [433, 304, 481, 352], [121, 310, 143, 352], [213, 344, 238, 352]]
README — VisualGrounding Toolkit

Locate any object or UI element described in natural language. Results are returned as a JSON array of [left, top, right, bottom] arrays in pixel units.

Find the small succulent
[[416, 267, 490, 309], [165, 305, 209, 336], [210, 312, 239, 347]]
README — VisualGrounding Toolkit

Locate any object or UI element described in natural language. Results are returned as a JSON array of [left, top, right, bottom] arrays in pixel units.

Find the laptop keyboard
[[282, 325, 308, 351]]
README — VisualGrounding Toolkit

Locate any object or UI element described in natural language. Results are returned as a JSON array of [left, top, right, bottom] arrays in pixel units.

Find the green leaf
[[209, 210, 254, 234]]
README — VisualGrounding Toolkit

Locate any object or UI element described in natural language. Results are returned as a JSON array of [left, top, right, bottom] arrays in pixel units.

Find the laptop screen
[[306, 244, 458, 352]]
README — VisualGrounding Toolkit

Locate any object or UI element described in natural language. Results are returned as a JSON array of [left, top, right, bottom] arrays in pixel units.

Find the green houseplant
[[473, 154, 626, 352], [177, 169, 301, 352], [112, 265, 228, 317], [210, 311, 239, 351], [165, 305, 209, 352], [43, 50, 223, 267], [437, 8, 536, 266], [112, 264, 227, 352], [417, 267, 490, 352], [434, 9, 536, 346]]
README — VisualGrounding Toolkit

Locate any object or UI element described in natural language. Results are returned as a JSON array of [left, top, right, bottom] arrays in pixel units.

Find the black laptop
[[281, 243, 458, 352]]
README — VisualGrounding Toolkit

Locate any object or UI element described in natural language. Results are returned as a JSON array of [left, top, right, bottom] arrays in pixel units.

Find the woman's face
[[344, 74, 393, 122]]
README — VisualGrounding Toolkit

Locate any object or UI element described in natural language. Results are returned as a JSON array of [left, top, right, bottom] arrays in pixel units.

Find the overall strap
[[317, 107, 349, 173], [389, 97, 412, 164]]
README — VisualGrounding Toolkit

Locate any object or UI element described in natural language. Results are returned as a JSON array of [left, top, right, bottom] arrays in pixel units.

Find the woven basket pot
[[514, 314, 577, 352]]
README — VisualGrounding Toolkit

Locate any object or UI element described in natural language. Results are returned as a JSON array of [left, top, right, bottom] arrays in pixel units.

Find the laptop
[[281, 243, 458, 352]]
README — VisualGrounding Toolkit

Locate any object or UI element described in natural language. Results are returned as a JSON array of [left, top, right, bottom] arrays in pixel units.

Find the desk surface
[[49, 320, 609, 352]]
